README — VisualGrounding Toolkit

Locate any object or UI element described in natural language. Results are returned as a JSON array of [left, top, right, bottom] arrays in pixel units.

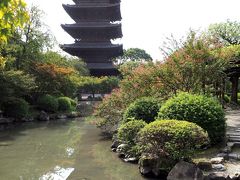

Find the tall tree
[[115, 48, 152, 65], [208, 20, 240, 46], [0, 0, 29, 42], [2, 5, 54, 70], [0, 0, 29, 69]]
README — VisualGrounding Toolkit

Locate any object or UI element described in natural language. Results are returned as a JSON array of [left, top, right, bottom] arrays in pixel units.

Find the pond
[[0, 118, 146, 180]]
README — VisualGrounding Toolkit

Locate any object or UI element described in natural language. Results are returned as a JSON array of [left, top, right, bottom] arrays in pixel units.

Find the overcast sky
[[25, 0, 240, 60]]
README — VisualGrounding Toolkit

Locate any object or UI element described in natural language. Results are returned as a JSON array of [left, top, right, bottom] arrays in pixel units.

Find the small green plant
[[37, 94, 59, 112], [137, 120, 209, 164], [158, 92, 225, 144], [117, 120, 147, 157], [223, 94, 231, 103], [2, 97, 29, 119], [58, 97, 72, 112], [69, 98, 77, 108], [118, 120, 147, 145], [123, 97, 160, 123]]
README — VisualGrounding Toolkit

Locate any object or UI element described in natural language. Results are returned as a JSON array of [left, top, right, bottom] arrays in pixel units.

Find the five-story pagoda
[[61, 0, 123, 76]]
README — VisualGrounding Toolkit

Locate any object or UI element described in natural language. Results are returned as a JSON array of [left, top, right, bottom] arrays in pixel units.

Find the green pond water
[[0, 119, 146, 180]]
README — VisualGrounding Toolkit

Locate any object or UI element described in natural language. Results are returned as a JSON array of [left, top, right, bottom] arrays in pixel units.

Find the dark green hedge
[[158, 92, 226, 144], [123, 97, 160, 123]]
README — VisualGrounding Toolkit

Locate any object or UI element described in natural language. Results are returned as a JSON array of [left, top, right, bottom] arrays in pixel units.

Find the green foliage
[[96, 89, 126, 135], [223, 94, 231, 103], [57, 97, 72, 112], [40, 51, 89, 76], [123, 97, 160, 123], [115, 48, 152, 65], [158, 92, 226, 144], [69, 98, 77, 108], [208, 20, 240, 46], [37, 94, 58, 112], [137, 120, 209, 162], [0, 70, 36, 101], [2, 97, 29, 119], [0, 0, 29, 42], [159, 31, 228, 95], [117, 120, 147, 145], [78, 76, 119, 96]]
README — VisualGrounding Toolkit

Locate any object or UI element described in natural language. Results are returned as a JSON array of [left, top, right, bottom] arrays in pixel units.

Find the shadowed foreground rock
[[167, 161, 204, 180]]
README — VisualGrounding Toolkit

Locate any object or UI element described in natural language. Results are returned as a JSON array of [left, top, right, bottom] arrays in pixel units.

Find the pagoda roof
[[87, 63, 116, 69], [63, 3, 121, 22], [61, 22, 122, 40], [73, 0, 120, 4], [60, 42, 123, 59], [87, 62, 120, 76]]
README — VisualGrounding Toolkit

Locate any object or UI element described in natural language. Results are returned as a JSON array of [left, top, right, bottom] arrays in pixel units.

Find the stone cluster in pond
[[38, 111, 81, 121], [111, 139, 240, 180]]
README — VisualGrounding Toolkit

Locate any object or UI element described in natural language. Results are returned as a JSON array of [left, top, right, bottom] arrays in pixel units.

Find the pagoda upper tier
[[63, 3, 121, 22], [61, 42, 123, 61], [72, 0, 120, 4], [61, 22, 122, 40]]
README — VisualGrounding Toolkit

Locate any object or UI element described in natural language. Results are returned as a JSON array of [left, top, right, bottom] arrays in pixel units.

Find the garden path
[[226, 109, 240, 146]]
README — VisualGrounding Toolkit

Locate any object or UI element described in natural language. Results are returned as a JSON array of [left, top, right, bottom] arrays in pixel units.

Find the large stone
[[138, 154, 158, 176], [210, 157, 224, 164], [217, 153, 228, 159], [116, 144, 128, 153], [123, 157, 138, 163], [207, 172, 228, 180], [56, 114, 67, 119], [228, 153, 240, 160], [212, 164, 226, 171], [0, 117, 14, 124], [167, 161, 204, 180], [38, 111, 49, 121], [231, 173, 240, 180], [197, 161, 212, 171], [67, 112, 80, 118], [111, 140, 120, 149]]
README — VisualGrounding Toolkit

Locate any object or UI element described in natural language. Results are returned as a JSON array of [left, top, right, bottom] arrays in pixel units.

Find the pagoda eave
[[61, 43, 123, 58], [61, 23, 122, 40], [73, 0, 121, 4], [63, 4, 121, 22]]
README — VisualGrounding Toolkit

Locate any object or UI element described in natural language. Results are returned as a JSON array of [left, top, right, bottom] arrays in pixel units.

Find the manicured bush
[[117, 120, 147, 157], [37, 94, 58, 112], [223, 95, 230, 103], [58, 97, 72, 112], [117, 120, 147, 145], [123, 97, 160, 123], [158, 92, 226, 144], [69, 98, 77, 108], [137, 120, 209, 163], [2, 97, 29, 119]]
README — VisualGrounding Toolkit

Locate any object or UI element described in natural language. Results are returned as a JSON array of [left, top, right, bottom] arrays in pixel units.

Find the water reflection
[[0, 119, 146, 180], [40, 166, 74, 180]]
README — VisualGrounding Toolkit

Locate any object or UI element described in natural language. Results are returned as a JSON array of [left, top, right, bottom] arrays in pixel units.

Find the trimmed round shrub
[[123, 97, 160, 123], [117, 120, 147, 145], [37, 94, 58, 112], [69, 98, 77, 108], [223, 95, 230, 103], [2, 97, 29, 119], [137, 120, 209, 163], [158, 92, 226, 144], [58, 97, 72, 112]]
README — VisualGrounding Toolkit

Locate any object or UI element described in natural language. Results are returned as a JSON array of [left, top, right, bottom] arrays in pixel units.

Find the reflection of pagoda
[[61, 0, 123, 76]]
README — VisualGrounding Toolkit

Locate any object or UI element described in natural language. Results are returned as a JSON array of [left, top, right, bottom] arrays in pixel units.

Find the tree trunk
[[230, 76, 239, 103]]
